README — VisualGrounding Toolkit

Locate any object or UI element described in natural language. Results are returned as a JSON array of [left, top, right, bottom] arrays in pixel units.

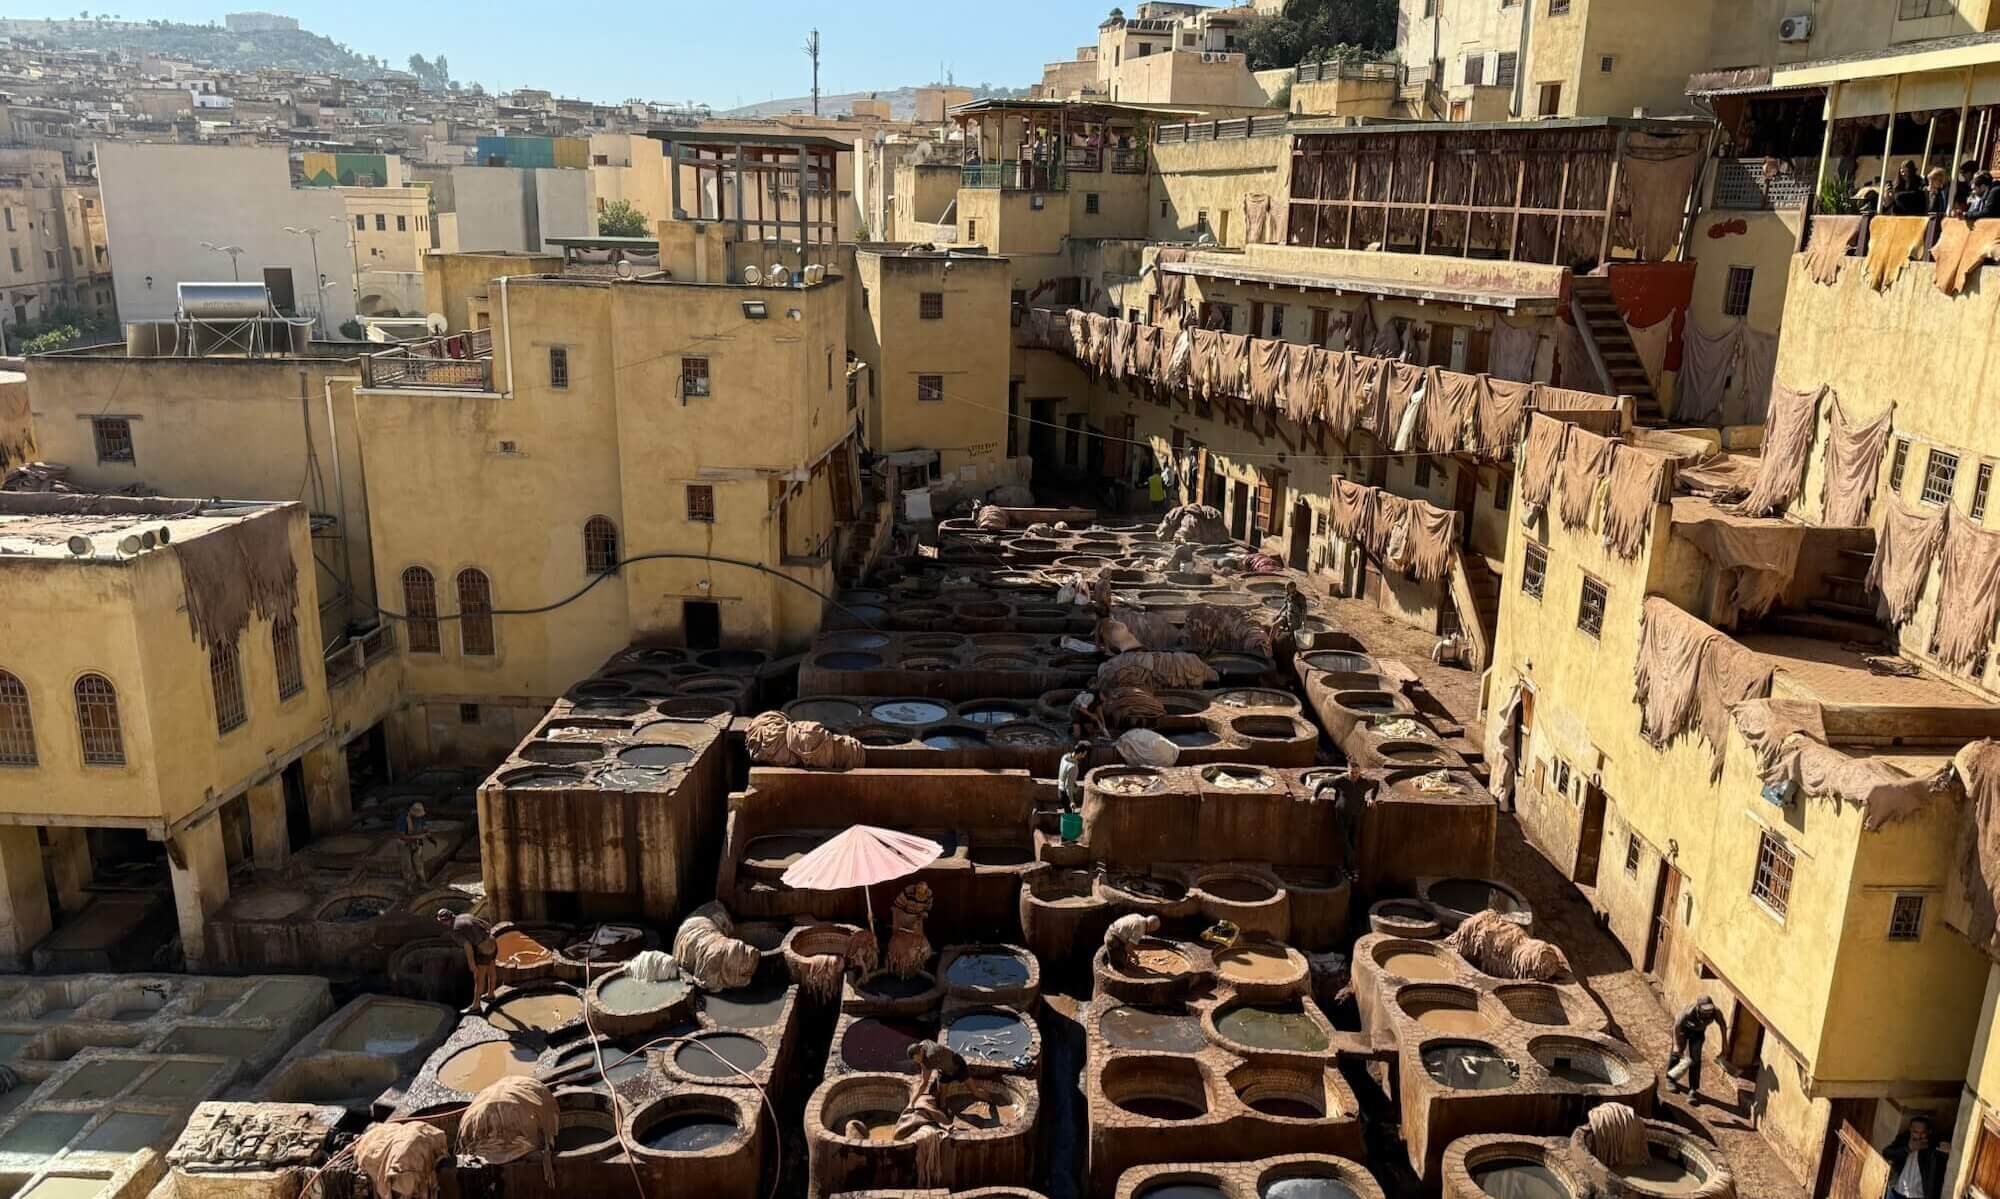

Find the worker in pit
[[1104, 912, 1162, 973], [439, 909, 500, 1014]]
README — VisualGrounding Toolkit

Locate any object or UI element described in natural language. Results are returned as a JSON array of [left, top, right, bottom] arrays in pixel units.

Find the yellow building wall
[[1566, 0, 1715, 118], [1945, 965, 2000, 1199], [1704, 0, 1999, 73], [853, 251, 1011, 476], [1687, 209, 1800, 342], [422, 251, 562, 334], [1150, 135, 1289, 246], [588, 133, 671, 226], [0, 371, 34, 467], [341, 187, 433, 274]]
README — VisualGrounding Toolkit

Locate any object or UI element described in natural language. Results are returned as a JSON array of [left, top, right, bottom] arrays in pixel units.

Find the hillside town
[[1, 2, 1998, 1198]]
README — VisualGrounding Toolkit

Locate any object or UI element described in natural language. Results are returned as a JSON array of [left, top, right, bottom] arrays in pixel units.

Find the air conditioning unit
[[1778, 14, 1811, 42], [1201, 52, 1219, 63]]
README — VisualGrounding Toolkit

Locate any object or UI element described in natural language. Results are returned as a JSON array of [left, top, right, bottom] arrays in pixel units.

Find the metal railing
[[1712, 158, 1813, 211], [961, 161, 1068, 191], [1067, 146, 1103, 172], [1156, 116, 1288, 144], [362, 353, 494, 390], [1111, 148, 1148, 174], [1296, 59, 1398, 84], [324, 623, 395, 689]]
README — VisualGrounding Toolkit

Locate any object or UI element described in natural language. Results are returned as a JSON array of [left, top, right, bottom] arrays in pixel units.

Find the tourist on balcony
[[1969, 174, 2000, 220], [1889, 162, 1929, 215], [1927, 168, 1953, 216]]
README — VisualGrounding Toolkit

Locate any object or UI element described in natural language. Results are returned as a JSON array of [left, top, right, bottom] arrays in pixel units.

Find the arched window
[[457, 569, 495, 657], [402, 567, 440, 654], [73, 674, 124, 766], [0, 670, 35, 766], [584, 516, 620, 575], [209, 638, 246, 734]]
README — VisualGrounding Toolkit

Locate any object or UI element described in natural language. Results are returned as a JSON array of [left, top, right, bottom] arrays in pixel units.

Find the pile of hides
[[1246, 553, 1284, 573], [745, 712, 866, 770], [794, 927, 877, 1002], [1116, 728, 1180, 767], [1954, 741, 2000, 956], [1183, 603, 1274, 658], [625, 950, 679, 983], [1099, 686, 1166, 727], [1446, 910, 1569, 981], [1676, 453, 1760, 502], [458, 1076, 558, 1168], [673, 902, 759, 990], [1096, 618, 1144, 655], [1106, 606, 1180, 651], [1097, 651, 1218, 690], [1867, 501, 1944, 626], [1931, 509, 2000, 675], [0, 462, 75, 493], [1633, 597, 1774, 780], [1157, 503, 1230, 545], [975, 505, 1009, 531], [171, 511, 301, 649], [1732, 700, 1953, 830], [1735, 384, 1825, 518], [1587, 1103, 1651, 1169], [350, 1121, 449, 1199]]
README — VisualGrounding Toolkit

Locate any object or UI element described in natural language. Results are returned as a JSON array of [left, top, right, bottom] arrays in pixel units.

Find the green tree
[[338, 317, 365, 340], [20, 325, 80, 355], [1241, 0, 1396, 71], [434, 54, 448, 81], [598, 199, 650, 238]]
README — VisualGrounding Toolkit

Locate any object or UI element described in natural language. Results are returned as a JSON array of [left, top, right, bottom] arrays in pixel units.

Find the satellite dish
[[117, 535, 142, 555], [66, 535, 91, 556], [425, 312, 448, 334], [743, 266, 762, 285], [615, 259, 635, 279], [140, 530, 158, 549]]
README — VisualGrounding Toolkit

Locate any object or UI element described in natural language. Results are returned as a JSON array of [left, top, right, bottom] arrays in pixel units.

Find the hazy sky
[[15, 2, 1087, 107]]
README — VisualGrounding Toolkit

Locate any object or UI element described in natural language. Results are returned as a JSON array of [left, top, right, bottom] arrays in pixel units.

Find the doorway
[[282, 760, 311, 853], [1230, 481, 1250, 541], [1289, 499, 1312, 570], [683, 600, 721, 650], [1028, 400, 1060, 474], [1576, 780, 1606, 885], [1725, 1003, 1766, 1077], [1647, 862, 1682, 975], [1453, 466, 1479, 549]]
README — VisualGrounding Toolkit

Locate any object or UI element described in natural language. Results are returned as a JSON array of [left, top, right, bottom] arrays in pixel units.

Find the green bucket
[[1059, 811, 1083, 843]]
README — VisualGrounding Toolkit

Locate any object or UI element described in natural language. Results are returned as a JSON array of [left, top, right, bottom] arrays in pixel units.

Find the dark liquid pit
[[840, 1018, 929, 1072], [673, 1035, 766, 1079], [946, 953, 1031, 990], [1251, 1096, 1322, 1119], [1470, 1160, 1569, 1199], [555, 1125, 613, 1152], [642, 1114, 738, 1152], [702, 981, 788, 1030]]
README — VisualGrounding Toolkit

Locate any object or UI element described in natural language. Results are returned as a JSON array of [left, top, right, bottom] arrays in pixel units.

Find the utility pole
[[804, 29, 821, 116]]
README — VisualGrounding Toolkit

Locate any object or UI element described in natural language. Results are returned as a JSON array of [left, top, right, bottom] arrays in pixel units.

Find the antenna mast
[[804, 29, 822, 115]]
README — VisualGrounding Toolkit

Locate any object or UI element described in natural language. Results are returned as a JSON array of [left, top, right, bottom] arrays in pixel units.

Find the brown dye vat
[[1107, 875, 1188, 904], [488, 991, 581, 1034], [1100, 1006, 1207, 1053], [1232, 715, 1303, 741], [1129, 944, 1192, 976], [495, 929, 556, 969], [1614, 1151, 1708, 1195], [1415, 1008, 1492, 1035], [1202, 765, 1277, 791], [1096, 768, 1166, 795], [1380, 949, 1454, 980], [1214, 1003, 1329, 1052], [840, 1018, 931, 1072], [437, 1040, 540, 1092], [1200, 875, 1279, 904], [1471, 1159, 1571, 1199], [1431, 878, 1526, 917], [1215, 943, 1291, 982], [946, 1089, 1022, 1131], [519, 741, 604, 765], [845, 1108, 902, 1142], [1494, 985, 1572, 1026], [1105, 1057, 1211, 1122], [674, 1033, 767, 1080]]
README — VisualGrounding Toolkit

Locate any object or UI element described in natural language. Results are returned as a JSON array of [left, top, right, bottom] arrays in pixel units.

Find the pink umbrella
[[781, 825, 943, 939]]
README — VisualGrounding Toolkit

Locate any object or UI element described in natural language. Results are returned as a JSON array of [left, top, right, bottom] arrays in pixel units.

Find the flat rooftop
[[0, 494, 283, 561], [1742, 633, 1983, 712], [1159, 256, 1562, 312]]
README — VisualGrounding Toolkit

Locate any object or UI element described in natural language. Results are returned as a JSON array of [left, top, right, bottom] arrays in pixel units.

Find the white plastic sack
[[1116, 728, 1180, 768]]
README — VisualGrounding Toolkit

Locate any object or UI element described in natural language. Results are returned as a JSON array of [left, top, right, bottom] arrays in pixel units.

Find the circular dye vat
[[642, 1113, 739, 1152], [495, 929, 556, 969], [1119, 1096, 1206, 1121], [438, 1040, 540, 1092], [922, 728, 988, 750], [319, 895, 393, 923], [499, 768, 585, 789], [1471, 1159, 1569, 1199], [1214, 943, 1292, 982], [788, 699, 864, 726], [1139, 1185, 1229, 1199], [656, 698, 733, 720], [870, 700, 951, 725], [1095, 768, 1166, 795], [1214, 688, 1296, 710], [839, 1107, 903, 1142], [816, 652, 884, 671], [1215, 1004, 1329, 1053], [901, 656, 957, 672], [571, 698, 647, 717], [959, 703, 1027, 726], [854, 972, 936, 1001], [945, 1010, 1032, 1062], [1422, 1042, 1517, 1090], [1404, 1000, 1492, 1036], [1615, 1149, 1709, 1195], [1123, 942, 1191, 977], [946, 1089, 1022, 1131], [990, 723, 1065, 748], [1530, 1039, 1630, 1086], [547, 1039, 661, 1086], [701, 980, 788, 1029], [1200, 874, 1278, 904], [488, 990, 581, 1034], [1100, 1006, 1206, 1054], [1166, 729, 1220, 748], [1380, 949, 1454, 981], [1264, 1176, 1363, 1199], [617, 744, 694, 768], [946, 952, 1031, 991], [555, 1119, 616, 1153], [819, 631, 891, 651], [596, 976, 688, 1014], [674, 1034, 766, 1080], [840, 1018, 928, 1072], [1203, 765, 1276, 790], [1336, 691, 1401, 714], [1430, 878, 1525, 917], [520, 741, 604, 765], [1106, 875, 1188, 903]]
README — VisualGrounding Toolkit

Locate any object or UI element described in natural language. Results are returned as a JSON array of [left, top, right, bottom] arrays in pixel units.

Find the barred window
[[1890, 438, 1911, 491], [1624, 833, 1641, 876], [1521, 541, 1548, 599], [918, 375, 945, 403], [0, 670, 34, 766], [1751, 829, 1795, 918], [1723, 267, 1754, 318], [1888, 893, 1925, 941], [1973, 462, 1994, 521], [920, 292, 944, 319], [687, 484, 715, 523], [1920, 449, 1960, 508], [548, 346, 569, 389], [681, 356, 710, 398], [402, 567, 440, 654], [272, 618, 304, 701], [1577, 575, 1608, 638], [210, 638, 246, 734], [73, 674, 124, 766], [584, 516, 619, 575], [456, 569, 495, 657], [92, 417, 134, 464]]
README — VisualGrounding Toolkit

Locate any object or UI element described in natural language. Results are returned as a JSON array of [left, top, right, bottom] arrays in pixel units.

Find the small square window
[[1551, 757, 1572, 797], [686, 484, 715, 523], [1599, 54, 1616, 73], [1521, 541, 1548, 599], [1723, 267, 1754, 318], [1086, 193, 1101, 215], [1161, 200, 1170, 218], [1464, 55, 1484, 86], [681, 356, 710, 398], [1577, 575, 1608, 638], [1537, 82, 1562, 115], [1494, 470, 1512, 512], [919, 292, 944, 320], [459, 703, 481, 725], [92, 417, 134, 464], [1624, 833, 1641, 876], [548, 346, 569, 389], [917, 374, 944, 403], [1496, 52, 1519, 86], [1973, 462, 1993, 521], [1752, 829, 1796, 918], [1920, 449, 1959, 507], [1890, 438, 1911, 491], [1888, 894, 1926, 941], [1549, 0, 1570, 13]]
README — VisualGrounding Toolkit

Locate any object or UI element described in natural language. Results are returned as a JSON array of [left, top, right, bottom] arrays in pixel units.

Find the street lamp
[[332, 213, 360, 312], [199, 241, 244, 280], [283, 226, 327, 337]]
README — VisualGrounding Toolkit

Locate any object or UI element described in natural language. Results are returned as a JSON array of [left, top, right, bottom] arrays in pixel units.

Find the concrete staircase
[[1569, 277, 1663, 425], [835, 483, 892, 589], [1446, 551, 1502, 671], [1764, 541, 1892, 647]]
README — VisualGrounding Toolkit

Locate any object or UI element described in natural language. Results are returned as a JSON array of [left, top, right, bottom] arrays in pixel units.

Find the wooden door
[[1452, 466, 1478, 548], [1289, 498, 1312, 570], [1310, 307, 1331, 347], [1826, 1118, 1889, 1199], [1725, 1004, 1765, 1076], [1102, 414, 1132, 482], [1231, 481, 1251, 540], [1575, 781, 1606, 886], [1647, 864, 1681, 975]]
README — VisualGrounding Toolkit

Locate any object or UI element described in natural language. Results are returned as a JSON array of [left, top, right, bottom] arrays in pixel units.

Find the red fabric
[[1603, 262, 1694, 373]]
